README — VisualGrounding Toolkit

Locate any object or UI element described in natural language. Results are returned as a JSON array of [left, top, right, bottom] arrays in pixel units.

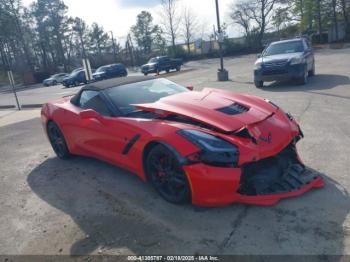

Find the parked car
[[71, 67, 83, 73], [254, 38, 315, 88], [43, 73, 68, 86], [62, 70, 87, 88], [41, 76, 324, 206], [92, 63, 128, 81], [141, 56, 182, 75]]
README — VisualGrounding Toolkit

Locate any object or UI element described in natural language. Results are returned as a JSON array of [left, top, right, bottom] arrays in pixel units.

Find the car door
[[76, 71, 86, 83], [73, 90, 139, 170], [57, 74, 66, 82], [162, 57, 171, 70]]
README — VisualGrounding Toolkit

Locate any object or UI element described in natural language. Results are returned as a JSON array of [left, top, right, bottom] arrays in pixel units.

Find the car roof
[[82, 76, 156, 91], [70, 76, 156, 106], [270, 38, 304, 45]]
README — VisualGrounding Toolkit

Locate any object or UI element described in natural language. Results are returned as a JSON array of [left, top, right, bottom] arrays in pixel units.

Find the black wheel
[[166, 69, 170, 73], [254, 80, 264, 88], [176, 66, 181, 72], [145, 144, 191, 204], [47, 121, 71, 159], [52, 80, 57, 86], [298, 69, 308, 85], [308, 63, 315, 77], [144, 72, 148, 76], [74, 80, 80, 86]]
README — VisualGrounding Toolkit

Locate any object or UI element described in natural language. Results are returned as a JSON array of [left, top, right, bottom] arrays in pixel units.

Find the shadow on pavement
[[27, 155, 350, 256], [263, 74, 350, 92]]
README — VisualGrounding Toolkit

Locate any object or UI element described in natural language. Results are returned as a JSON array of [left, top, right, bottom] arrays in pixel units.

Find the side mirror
[[305, 47, 313, 53], [79, 109, 102, 121], [186, 85, 194, 91]]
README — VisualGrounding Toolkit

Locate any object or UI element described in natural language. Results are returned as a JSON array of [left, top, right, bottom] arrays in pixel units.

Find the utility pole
[[109, 31, 118, 63], [73, 20, 92, 82], [215, 0, 228, 81], [0, 38, 21, 110]]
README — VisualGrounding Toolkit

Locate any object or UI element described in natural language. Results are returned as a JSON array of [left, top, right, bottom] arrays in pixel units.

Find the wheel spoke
[[147, 145, 189, 203]]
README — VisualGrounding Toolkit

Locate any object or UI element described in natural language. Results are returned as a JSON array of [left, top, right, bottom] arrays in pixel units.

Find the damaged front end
[[183, 138, 324, 207], [233, 140, 324, 206], [238, 142, 321, 196]]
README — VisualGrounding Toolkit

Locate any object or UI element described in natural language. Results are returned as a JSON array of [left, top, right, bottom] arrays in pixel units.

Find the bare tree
[[182, 6, 198, 54], [249, 0, 277, 47], [159, 0, 180, 53], [229, 1, 252, 37], [229, 0, 277, 48]]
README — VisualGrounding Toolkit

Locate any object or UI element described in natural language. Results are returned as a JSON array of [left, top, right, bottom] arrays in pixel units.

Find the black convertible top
[[82, 76, 155, 91], [70, 76, 156, 105]]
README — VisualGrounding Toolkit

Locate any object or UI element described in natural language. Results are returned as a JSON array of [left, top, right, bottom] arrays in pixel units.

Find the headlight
[[254, 61, 262, 70], [177, 129, 239, 167], [290, 56, 305, 65]]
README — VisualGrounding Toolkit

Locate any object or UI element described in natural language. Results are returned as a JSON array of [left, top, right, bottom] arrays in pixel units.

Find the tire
[[254, 80, 264, 88], [308, 63, 315, 77], [176, 65, 181, 72], [144, 72, 148, 76], [47, 121, 71, 159], [52, 80, 57, 86], [166, 69, 170, 73], [74, 80, 80, 87], [298, 69, 308, 85], [145, 144, 191, 204]]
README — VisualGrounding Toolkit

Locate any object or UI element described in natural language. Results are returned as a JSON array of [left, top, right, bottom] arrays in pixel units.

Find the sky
[[22, 0, 240, 45]]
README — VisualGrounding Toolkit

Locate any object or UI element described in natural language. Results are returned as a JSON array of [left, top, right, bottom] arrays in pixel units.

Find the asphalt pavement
[[0, 47, 350, 257]]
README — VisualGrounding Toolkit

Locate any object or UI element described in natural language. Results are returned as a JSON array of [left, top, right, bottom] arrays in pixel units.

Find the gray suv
[[254, 38, 315, 88]]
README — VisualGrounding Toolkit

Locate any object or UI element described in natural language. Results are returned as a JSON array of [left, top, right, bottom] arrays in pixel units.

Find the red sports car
[[41, 76, 324, 207]]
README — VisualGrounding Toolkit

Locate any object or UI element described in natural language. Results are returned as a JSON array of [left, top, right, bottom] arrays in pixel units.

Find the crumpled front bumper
[[183, 142, 324, 207]]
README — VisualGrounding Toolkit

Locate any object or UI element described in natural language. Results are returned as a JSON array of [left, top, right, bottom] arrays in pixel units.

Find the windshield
[[69, 70, 82, 77], [105, 78, 188, 115], [264, 41, 304, 56], [148, 58, 158, 63], [96, 66, 107, 73]]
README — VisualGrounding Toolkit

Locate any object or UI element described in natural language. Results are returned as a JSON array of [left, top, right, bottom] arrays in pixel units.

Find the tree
[[131, 11, 160, 54], [72, 17, 89, 59], [0, 0, 34, 71], [272, 7, 291, 36], [159, 0, 180, 53], [249, 0, 278, 47], [316, 0, 323, 42], [331, 0, 339, 40], [339, 0, 350, 39], [89, 23, 109, 56], [229, 0, 278, 47], [32, 0, 69, 70], [182, 6, 198, 54], [153, 27, 167, 53], [230, 1, 252, 37]]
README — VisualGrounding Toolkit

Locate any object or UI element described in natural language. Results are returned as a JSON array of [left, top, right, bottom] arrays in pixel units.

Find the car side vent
[[216, 103, 249, 115]]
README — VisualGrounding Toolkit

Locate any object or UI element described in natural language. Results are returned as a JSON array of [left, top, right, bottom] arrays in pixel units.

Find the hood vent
[[216, 103, 249, 115]]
